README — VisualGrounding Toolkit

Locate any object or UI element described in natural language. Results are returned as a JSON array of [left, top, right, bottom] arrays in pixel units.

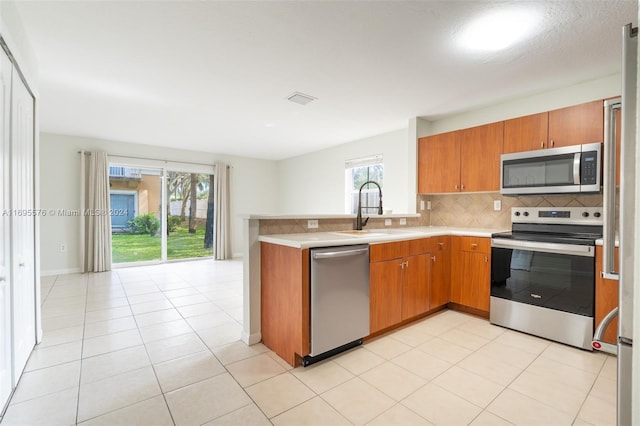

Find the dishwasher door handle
[[313, 248, 369, 259]]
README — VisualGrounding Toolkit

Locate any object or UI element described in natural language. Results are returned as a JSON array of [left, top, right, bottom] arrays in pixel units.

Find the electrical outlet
[[399, 218, 407, 225], [384, 219, 392, 226], [59, 243, 66, 253], [420, 200, 425, 210], [493, 200, 502, 211], [427, 201, 432, 210], [307, 219, 318, 229]]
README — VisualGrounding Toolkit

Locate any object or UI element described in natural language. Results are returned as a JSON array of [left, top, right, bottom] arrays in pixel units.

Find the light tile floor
[[1, 259, 617, 425]]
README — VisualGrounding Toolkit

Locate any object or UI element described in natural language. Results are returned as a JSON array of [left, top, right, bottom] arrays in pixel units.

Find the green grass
[[112, 225, 213, 263]]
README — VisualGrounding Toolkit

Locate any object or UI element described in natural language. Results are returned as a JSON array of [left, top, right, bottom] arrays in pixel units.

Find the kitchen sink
[[333, 230, 386, 237]]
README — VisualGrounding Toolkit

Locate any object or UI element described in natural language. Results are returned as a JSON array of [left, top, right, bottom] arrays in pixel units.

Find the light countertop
[[258, 226, 507, 249], [243, 213, 422, 220]]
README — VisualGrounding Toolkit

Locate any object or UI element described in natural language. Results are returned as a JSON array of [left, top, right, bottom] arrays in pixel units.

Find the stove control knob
[[515, 212, 521, 216], [523, 212, 529, 217], [594, 212, 601, 218], [582, 212, 590, 217]]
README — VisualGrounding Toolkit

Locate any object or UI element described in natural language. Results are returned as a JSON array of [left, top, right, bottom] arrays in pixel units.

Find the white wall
[[276, 129, 410, 214], [276, 75, 620, 216], [0, 1, 38, 90], [40, 133, 279, 274], [428, 74, 621, 135]]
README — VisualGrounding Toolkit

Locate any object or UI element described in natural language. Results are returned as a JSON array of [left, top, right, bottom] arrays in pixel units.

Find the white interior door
[[0, 48, 13, 411], [10, 63, 36, 379]]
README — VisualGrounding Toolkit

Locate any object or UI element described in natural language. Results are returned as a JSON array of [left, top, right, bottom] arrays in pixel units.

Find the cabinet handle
[[454, 184, 458, 190], [405, 261, 409, 268], [0, 276, 5, 282], [461, 184, 465, 190], [471, 243, 478, 249], [550, 139, 555, 147], [485, 256, 488, 263], [19, 262, 25, 267], [432, 256, 436, 262]]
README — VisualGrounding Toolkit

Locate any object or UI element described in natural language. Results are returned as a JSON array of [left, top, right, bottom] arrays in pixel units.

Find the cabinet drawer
[[370, 240, 410, 262], [427, 236, 450, 253], [408, 238, 431, 256], [452, 236, 490, 253]]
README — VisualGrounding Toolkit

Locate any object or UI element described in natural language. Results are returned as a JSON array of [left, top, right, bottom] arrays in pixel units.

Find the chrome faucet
[[355, 180, 382, 230]]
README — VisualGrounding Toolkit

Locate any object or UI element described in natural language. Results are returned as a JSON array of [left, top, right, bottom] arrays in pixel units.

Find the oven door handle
[[491, 238, 595, 257]]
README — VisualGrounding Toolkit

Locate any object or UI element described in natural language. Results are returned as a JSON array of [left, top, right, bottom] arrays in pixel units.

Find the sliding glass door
[[166, 172, 214, 260], [110, 165, 163, 264], [109, 163, 214, 265]]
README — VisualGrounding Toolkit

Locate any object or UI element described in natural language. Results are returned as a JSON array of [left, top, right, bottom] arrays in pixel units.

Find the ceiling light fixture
[[287, 92, 317, 106], [458, 9, 540, 52]]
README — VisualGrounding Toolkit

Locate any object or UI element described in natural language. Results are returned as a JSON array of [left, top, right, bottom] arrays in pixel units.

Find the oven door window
[[491, 247, 594, 317]]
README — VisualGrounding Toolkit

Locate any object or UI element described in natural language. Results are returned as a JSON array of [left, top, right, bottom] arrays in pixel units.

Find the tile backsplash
[[258, 191, 609, 236], [419, 192, 604, 229], [258, 216, 428, 235]]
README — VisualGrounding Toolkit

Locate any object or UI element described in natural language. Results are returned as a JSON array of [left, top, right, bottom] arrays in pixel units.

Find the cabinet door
[[455, 251, 491, 311], [548, 100, 604, 148], [418, 131, 460, 193], [401, 254, 430, 319], [503, 112, 548, 153], [460, 122, 503, 191], [370, 260, 403, 333], [429, 237, 450, 309], [595, 246, 619, 345]]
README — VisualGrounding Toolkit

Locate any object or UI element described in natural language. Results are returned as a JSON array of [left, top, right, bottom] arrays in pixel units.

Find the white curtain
[[213, 162, 231, 260], [80, 151, 112, 272]]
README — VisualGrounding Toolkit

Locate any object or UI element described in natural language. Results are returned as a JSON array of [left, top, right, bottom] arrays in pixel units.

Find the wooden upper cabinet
[[503, 100, 604, 154], [418, 122, 502, 193], [548, 100, 604, 148], [460, 122, 503, 191], [503, 112, 548, 153], [418, 131, 460, 193]]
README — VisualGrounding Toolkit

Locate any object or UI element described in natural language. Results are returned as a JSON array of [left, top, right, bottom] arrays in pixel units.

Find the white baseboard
[[241, 331, 262, 346], [40, 267, 82, 277]]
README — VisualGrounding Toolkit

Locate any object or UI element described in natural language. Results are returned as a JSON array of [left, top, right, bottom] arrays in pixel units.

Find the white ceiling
[[11, 0, 638, 160]]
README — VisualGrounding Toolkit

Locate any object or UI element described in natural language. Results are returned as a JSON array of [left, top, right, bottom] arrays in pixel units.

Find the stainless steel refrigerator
[[597, 22, 637, 426]]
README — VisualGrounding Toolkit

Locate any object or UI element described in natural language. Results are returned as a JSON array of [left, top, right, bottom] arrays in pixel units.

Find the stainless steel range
[[490, 207, 603, 350]]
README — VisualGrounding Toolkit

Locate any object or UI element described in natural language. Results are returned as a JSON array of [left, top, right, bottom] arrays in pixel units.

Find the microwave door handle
[[573, 153, 581, 185]]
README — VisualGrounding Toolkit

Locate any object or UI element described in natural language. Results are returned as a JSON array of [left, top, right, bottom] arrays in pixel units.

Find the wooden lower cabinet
[[370, 258, 404, 333], [428, 236, 450, 309], [369, 240, 432, 334], [260, 242, 309, 366], [401, 254, 431, 319], [450, 236, 491, 313], [595, 246, 619, 345]]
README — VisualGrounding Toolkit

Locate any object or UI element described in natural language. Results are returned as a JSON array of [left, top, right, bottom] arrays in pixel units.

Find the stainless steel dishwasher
[[303, 244, 370, 366]]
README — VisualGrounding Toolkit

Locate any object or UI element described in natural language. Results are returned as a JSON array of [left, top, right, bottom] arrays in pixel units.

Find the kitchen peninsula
[[242, 213, 505, 366]]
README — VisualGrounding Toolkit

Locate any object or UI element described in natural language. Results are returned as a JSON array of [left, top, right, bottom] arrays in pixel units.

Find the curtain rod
[[77, 151, 230, 168]]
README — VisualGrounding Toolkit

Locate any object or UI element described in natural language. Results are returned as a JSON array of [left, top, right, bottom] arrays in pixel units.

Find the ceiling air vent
[[287, 92, 317, 105]]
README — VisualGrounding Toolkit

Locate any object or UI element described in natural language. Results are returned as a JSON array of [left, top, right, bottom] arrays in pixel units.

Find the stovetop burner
[[492, 207, 604, 246]]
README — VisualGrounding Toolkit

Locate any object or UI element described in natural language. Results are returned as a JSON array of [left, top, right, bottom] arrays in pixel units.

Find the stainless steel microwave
[[500, 142, 602, 195]]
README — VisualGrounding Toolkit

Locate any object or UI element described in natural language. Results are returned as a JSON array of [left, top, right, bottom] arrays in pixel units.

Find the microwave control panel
[[581, 150, 599, 184]]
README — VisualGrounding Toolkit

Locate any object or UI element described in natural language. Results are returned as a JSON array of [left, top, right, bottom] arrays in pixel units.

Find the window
[[345, 154, 383, 214]]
